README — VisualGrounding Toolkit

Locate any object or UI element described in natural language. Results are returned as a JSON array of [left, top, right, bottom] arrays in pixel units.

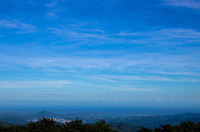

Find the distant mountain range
[[0, 111, 200, 130], [106, 112, 200, 129]]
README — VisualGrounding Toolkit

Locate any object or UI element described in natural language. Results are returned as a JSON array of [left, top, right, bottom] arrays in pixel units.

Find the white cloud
[[0, 81, 86, 88], [49, 24, 200, 45], [155, 98, 160, 102], [113, 98, 117, 102], [81, 84, 157, 92], [45, 0, 65, 18], [155, 29, 200, 39], [88, 76, 117, 82], [45, 1, 58, 8], [97, 75, 199, 82], [147, 71, 200, 76], [163, 0, 200, 10], [46, 12, 57, 17], [1, 51, 200, 79], [117, 28, 200, 44], [0, 64, 18, 70], [116, 88, 157, 92], [0, 19, 37, 33], [48, 27, 114, 42]]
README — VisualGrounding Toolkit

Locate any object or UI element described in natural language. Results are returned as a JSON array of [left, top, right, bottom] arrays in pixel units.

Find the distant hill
[[0, 111, 200, 129], [106, 112, 200, 129], [0, 118, 117, 132], [1, 117, 200, 132], [170, 112, 200, 118], [25, 111, 59, 118]]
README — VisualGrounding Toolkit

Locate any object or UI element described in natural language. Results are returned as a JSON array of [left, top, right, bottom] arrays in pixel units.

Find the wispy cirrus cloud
[[146, 71, 200, 76], [49, 26, 200, 45], [0, 80, 87, 88], [45, 0, 64, 17], [90, 84, 157, 92], [39, 91, 70, 96], [118, 88, 157, 92], [163, 0, 200, 10], [0, 64, 19, 70], [0, 19, 37, 33], [1, 52, 200, 74], [45, 0, 57, 8], [117, 28, 200, 44], [118, 28, 200, 39], [91, 74, 199, 82], [48, 27, 120, 43]]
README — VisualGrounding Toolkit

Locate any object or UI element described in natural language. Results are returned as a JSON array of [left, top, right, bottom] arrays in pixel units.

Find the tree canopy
[[138, 121, 200, 132], [1, 118, 200, 132], [0, 117, 117, 132]]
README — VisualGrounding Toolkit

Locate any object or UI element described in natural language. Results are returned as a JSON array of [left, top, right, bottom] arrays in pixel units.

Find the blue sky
[[0, 0, 200, 108]]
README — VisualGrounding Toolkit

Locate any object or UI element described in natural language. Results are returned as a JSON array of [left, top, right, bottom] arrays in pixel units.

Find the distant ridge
[[173, 112, 200, 116], [26, 111, 60, 118], [34, 111, 57, 116], [0, 111, 200, 128]]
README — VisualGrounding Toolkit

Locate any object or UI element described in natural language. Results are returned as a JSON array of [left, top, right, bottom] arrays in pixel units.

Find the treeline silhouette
[[0, 117, 200, 132], [138, 121, 200, 132], [0, 117, 117, 132]]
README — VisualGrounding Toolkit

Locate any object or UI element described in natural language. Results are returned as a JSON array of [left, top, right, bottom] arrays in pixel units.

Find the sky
[[0, 0, 200, 108]]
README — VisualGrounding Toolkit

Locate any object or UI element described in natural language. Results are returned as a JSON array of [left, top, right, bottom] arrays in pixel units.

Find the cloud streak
[[45, 0, 58, 8], [0, 19, 37, 33], [0, 51, 200, 76], [117, 28, 200, 44], [163, 0, 200, 10], [90, 84, 157, 92], [48, 27, 119, 43], [115, 87, 157, 92], [0, 80, 86, 88], [49, 26, 200, 46], [93, 75, 199, 82], [123, 88, 156, 92]]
